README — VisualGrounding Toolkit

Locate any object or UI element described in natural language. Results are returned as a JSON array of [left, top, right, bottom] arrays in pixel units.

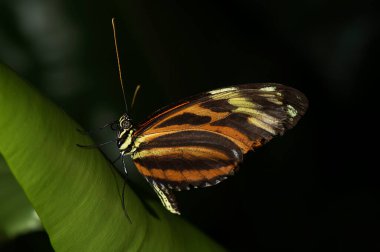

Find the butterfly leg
[[121, 180, 132, 224], [77, 121, 119, 135], [121, 155, 128, 175], [109, 155, 132, 224], [76, 139, 116, 149]]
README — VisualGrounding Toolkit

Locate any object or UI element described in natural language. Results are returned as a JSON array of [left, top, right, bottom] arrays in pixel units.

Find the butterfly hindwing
[[131, 83, 308, 213], [149, 180, 180, 214], [134, 130, 242, 187]]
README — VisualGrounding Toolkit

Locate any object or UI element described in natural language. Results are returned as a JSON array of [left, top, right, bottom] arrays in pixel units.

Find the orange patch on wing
[[198, 165, 235, 180], [149, 104, 229, 133], [165, 169, 186, 181], [135, 162, 236, 182], [205, 125, 252, 151], [180, 170, 205, 181], [135, 162, 151, 177], [134, 100, 191, 135]]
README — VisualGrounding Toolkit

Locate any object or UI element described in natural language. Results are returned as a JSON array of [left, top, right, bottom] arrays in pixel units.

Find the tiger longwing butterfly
[[90, 19, 308, 215], [116, 83, 308, 214]]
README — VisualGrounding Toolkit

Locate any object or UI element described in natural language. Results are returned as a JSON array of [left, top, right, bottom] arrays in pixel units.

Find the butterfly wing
[[131, 83, 308, 214]]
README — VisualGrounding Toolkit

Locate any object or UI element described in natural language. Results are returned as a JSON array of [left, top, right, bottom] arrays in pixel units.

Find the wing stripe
[[135, 146, 231, 161], [135, 101, 191, 135], [199, 98, 236, 112], [134, 154, 234, 170], [135, 163, 235, 182], [135, 130, 244, 161], [155, 112, 212, 128]]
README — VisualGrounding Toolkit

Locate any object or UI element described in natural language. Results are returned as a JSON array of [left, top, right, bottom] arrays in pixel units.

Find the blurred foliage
[[0, 0, 379, 250]]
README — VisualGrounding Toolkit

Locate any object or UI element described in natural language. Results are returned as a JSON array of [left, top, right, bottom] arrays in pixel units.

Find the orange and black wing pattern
[[131, 83, 308, 214]]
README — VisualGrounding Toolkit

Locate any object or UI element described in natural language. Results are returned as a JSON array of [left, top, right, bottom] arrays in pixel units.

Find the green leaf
[[0, 65, 224, 251], [0, 154, 42, 239]]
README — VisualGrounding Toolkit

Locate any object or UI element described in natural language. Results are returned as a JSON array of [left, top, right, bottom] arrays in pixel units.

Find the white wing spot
[[248, 117, 276, 134], [208, 87, 237, 95], [266, 98, 283, 105], [287, 105, 298, 117], [231, 149, 240, 159], [228, 97, 257, 108], [259, 86, 276, 92]]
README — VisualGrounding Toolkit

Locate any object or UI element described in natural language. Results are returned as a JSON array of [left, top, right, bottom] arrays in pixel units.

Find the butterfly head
[[119, 113, 133, 131], [117, 113, 135, 154]]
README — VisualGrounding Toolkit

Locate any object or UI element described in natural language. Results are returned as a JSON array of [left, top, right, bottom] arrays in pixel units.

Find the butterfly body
[[117, 114, 135, 155], [116, 83, 308, 214]]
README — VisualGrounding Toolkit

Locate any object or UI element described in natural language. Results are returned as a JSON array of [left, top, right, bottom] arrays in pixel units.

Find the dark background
[[0, 0, 378, 251]]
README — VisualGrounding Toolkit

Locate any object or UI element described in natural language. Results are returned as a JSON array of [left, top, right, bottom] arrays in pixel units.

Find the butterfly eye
[[121, 120, 131, 129]]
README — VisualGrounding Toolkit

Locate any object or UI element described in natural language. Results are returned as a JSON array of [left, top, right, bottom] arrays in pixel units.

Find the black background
[[0, 0, 378, 251]]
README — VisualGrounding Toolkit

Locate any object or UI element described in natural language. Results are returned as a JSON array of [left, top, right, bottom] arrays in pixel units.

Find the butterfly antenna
[[112, 18, 129, 113], [131, 84, 141, 110]]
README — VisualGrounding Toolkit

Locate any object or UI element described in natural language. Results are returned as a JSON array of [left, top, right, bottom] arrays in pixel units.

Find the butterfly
[[81, 19, 308, 215], [114, 83, 308, 214]]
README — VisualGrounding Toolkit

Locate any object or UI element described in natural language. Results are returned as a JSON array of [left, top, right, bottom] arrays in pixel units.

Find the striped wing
[[132, 83, 308, 214]]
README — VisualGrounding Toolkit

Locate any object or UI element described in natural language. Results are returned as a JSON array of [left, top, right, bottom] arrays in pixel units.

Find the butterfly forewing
[[129, 83, 308, 214]]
